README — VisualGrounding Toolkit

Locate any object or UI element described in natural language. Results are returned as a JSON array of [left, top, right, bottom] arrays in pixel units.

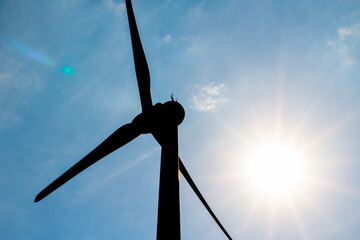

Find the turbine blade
[[157, 127, 181, 240], [34, 123, 141, 202], [179, 160, 233, 240], [125, 0, 153, 112]]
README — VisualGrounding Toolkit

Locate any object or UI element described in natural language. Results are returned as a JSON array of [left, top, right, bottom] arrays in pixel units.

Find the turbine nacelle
[[132, 101, 185, 134]]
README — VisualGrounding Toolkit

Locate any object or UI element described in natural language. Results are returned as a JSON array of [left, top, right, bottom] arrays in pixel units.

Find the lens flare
[[1, 36, 55, 66], [62, 65, 74, 75]]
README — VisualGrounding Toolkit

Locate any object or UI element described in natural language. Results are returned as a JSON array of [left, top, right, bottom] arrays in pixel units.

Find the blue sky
[[1, 0, 360, 239]]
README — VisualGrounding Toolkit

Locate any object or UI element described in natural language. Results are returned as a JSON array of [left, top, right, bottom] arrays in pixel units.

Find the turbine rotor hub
[[132, 101, 185, 134]]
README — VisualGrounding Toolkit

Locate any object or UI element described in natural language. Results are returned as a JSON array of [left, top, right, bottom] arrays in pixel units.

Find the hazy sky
[[1, 0, 360, 239]]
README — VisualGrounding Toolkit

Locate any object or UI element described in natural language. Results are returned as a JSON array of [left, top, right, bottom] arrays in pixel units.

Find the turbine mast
[[156, 127, 181, 239]]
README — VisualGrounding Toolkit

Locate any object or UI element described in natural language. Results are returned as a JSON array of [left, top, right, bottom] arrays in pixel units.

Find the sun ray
[[303, 109, 360, 152], [296, 188, 343, 234], [235, 196, 267, 235], [266, 201, 276, 240], [285, 200, 310, 240], [310, 176, 360, 197]]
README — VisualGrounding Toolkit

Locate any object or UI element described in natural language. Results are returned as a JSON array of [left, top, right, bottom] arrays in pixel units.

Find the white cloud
[[338, 23, 360, 40], [0, 61, 43, 132], [105, 0, 126, 16], [190, 82, 228, 112], [163, 34, 171, 43], [0, 73, 11, 86], [0, 71, 41, 89], [328, 23, 360, 66]]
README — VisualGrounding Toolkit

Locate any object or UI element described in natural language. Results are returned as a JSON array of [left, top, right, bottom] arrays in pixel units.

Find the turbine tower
[[35, 1, 232, 239]]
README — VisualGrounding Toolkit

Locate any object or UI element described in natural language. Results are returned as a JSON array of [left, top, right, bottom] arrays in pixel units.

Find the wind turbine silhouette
[[35, 0, 232, 239]]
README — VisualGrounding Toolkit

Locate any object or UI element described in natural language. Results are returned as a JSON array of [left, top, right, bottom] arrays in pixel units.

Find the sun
[[244, 140, 305, 198]]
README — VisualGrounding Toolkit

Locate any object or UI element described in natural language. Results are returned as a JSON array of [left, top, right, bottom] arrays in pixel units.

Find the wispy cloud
[[0, 111, 21, 132], [0, 73, 11, 86], [0, 58, 42, 132], [163, 34, 171, 43], [105, 0, 126, 16], [0, 72, 41, 90], [190, 82, 228, 112], [328, 23, 360, 66], [338, 23, 360, 40]]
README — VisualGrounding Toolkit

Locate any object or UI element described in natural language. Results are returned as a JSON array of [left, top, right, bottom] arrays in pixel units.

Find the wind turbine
[[35, 0, 232, 239]]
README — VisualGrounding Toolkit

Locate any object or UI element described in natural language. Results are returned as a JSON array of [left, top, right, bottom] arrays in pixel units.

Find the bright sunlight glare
[[245, 141, 305, 198]]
